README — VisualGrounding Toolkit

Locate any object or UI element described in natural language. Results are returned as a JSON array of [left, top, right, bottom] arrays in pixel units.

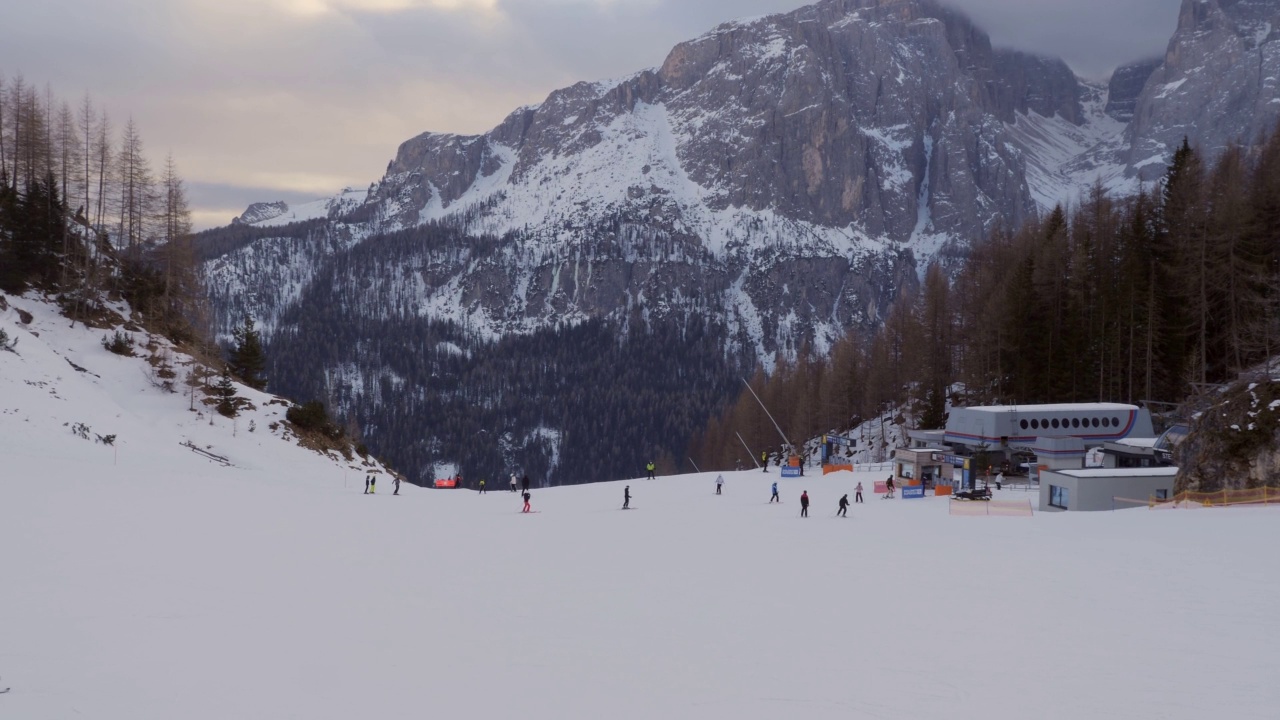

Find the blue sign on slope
[[781, 466, 802, 478], [901, 486, 926, 499]]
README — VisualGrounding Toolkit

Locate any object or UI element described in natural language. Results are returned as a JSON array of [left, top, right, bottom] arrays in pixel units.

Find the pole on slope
[[741, 377, 791, 448], [735, 432, 761, 469], [688, 457, 703, 474]]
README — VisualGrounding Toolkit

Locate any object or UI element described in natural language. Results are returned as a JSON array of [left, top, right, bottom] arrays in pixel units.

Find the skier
[[838, 493, 849, 517], [522, 475, 531, 492], [479, 478, 487, 494], [715, 474, 724, 495], [646, 461, 656, 480], [855, 481, 863, 503], [623, 485, 631, 510], [393, 474, 401, 496], [510, 473, 518, 493], [769, 481, 780, 503], [522, 490, 532, 513], [800, 490, 810, 518], [884, 475, 895, 499], [761, 450, 769, 472], [364, 474, 372, 495]]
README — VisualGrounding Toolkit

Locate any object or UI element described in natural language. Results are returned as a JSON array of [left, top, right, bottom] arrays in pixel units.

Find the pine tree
[[229, 315, 267, 390], [215, 365, 238, 417]]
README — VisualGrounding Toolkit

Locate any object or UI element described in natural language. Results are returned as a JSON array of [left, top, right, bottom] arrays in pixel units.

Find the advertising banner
[[781, 466, 802, 478], [902, 486, 926, 499]]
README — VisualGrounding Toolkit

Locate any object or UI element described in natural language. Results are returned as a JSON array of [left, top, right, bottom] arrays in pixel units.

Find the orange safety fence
[[823, 464, 854, 475], [934, 485, 953, 497], [434, 478, 457, 488], [1149, 486, 1279, 509], [949, 499, 1034, 517]]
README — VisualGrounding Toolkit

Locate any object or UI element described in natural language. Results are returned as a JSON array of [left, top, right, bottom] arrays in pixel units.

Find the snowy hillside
[[0, 293, 392, 495], [2, 455, 1276, 718]]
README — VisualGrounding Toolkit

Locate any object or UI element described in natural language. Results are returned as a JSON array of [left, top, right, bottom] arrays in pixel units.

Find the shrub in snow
[[102, 330, 135, 356]]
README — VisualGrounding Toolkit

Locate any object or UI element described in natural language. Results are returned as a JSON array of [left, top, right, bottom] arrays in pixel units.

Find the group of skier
[[362, 473, 401, 495], [618, 471, 877, 517]]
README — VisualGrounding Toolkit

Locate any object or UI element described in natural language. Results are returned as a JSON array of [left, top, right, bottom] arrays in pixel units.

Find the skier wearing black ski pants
[[800, 491, 810, 518], [623, 485, 631, 509], [769, 482, 780, 503], [838, 494, 849, 517]]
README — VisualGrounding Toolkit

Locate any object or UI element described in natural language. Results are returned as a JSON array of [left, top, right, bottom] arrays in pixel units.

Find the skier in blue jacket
[[769, 481, 780, 503]]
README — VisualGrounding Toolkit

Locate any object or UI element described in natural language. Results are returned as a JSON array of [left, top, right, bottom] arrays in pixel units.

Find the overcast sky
[[0, 0, 1181, 229]]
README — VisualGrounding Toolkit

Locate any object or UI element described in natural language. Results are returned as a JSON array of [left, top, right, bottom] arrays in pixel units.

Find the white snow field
[[3, 299, 1279, 720]]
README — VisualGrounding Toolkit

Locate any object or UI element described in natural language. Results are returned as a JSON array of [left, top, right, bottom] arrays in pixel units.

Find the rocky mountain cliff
[[197, 0, 1280, 485], [1125, 0, 1280, 179]]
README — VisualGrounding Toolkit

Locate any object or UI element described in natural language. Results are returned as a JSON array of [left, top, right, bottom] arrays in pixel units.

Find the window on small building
[[1031, 419, 1039, 429], [1020, 419, 1029, 430], [1061, 418, 1069, 428], [1051, 418, 1060, 429], [1071, 418, 1080, 428], [1101, 417, 1110, 427], [1091, 418, 1100, 427], [1049, 485, 1069, 509], [1112, 417, 1121, 428], [1155, 489, 1169, 500]]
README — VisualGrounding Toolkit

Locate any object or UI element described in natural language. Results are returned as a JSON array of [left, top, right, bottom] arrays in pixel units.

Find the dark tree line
[[249, 221, 749, 487], [692, 132, 1280, 470]]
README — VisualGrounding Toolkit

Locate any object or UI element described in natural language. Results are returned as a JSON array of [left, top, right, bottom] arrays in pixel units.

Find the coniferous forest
[[692, 134, 1280, 471], [0, 74, 203, 343], [257, 220, 749, 486]]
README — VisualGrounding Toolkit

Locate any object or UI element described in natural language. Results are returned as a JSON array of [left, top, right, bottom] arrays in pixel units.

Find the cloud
[[0, 0, 1183, 229]]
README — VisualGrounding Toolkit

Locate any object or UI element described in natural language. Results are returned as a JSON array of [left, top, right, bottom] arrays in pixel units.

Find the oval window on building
[[1020, 419, 1029, 430], [1041, 418, 1049, 429], [1102, 417, 1111, 427], [1112, 417, 1121, 429], [1051, 418, 1060, 429], [1061, 418, 1069, 428], [1031, 419, 1039, 429], [1071, 418, 1080, 428], [1092, 418, 1100, 428]]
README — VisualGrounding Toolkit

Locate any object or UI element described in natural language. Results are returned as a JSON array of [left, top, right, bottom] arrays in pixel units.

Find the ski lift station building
[[942, 403, 1156, 458]]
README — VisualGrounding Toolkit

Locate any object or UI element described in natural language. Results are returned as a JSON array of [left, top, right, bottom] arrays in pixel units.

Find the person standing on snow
[[838, 494, 850, 517], [884, 476, 895, 499], [855, 481, 863, 503], [623, 485, 631, 510], [522, 491, 532, 513], [761, 450, 769, 472], [510, 473, 518, 493], [393, 474, 401, 496], [364, 474, 372, 495], [646, 461, 656, 480], [479, 478, 487, 494], [769, 481, 780, 503], [715, 475, 724, 495], [800, 490, 810, 517]]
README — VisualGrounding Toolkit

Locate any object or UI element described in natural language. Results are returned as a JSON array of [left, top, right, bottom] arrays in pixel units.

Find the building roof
[[1114, 437, 1158, 448], [957, 403, 1139, 414], [1046, 467, 1178, 479]]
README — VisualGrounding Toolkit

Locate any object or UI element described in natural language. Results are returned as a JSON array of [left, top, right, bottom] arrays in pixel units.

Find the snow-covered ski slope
[[3, 426, 1278, 720], [1, 297, 1277, 719]]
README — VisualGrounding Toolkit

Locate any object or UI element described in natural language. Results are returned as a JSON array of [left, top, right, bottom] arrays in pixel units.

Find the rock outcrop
[[1175, 378, 1280, 492]]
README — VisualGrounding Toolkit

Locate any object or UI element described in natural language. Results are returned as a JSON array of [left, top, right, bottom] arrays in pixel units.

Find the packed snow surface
[[2, 301, 1277, 720]]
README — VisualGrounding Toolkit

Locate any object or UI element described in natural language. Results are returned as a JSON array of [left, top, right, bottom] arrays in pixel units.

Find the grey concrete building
[[1039, 467, 1178, 512]]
